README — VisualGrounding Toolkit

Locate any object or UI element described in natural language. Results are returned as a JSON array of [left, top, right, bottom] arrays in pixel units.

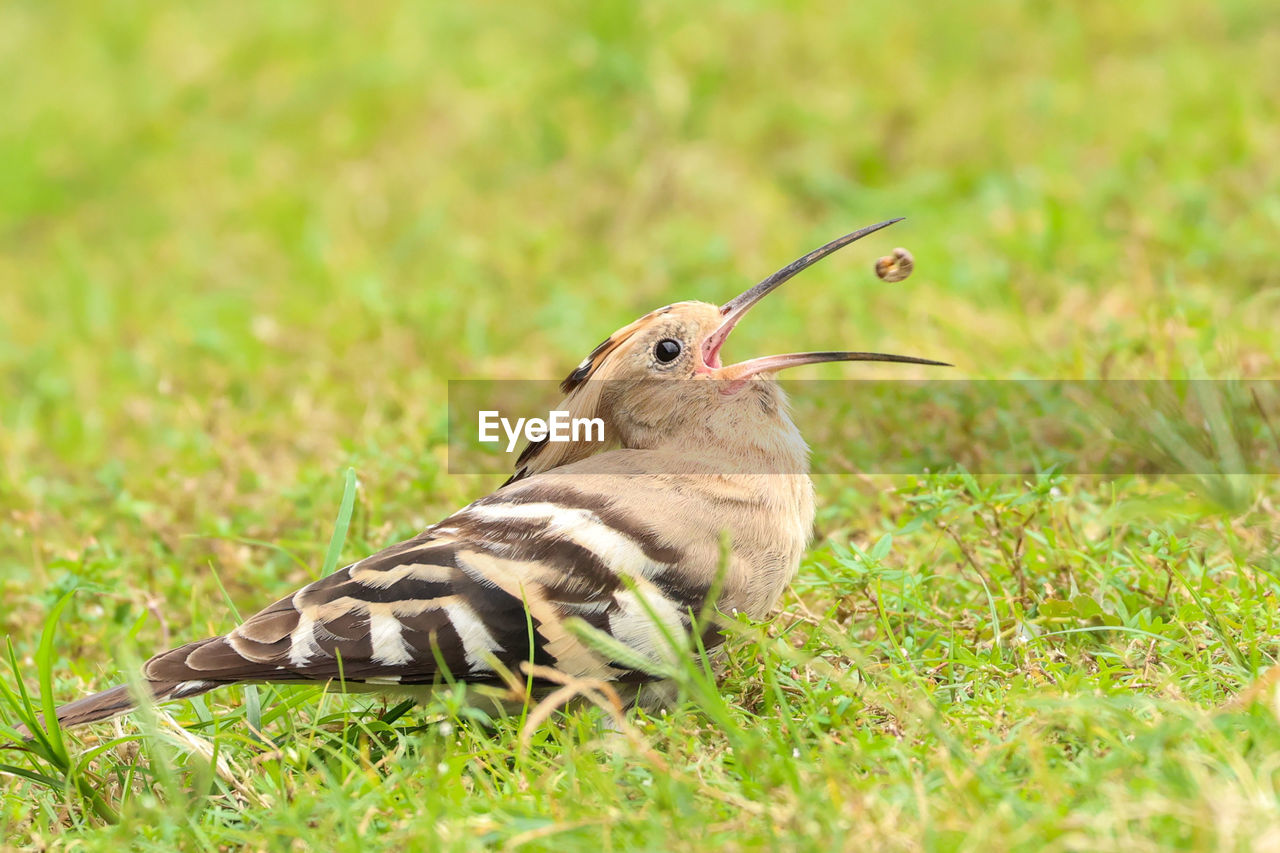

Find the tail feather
[[15, 679, 217, 740], [13, 632, 267, 741], [54, 684, 147, 728]]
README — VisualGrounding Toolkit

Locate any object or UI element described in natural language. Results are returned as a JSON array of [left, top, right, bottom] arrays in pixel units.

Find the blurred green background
[[3, 0, 1275, 562], [1, 1, 1278, 848]]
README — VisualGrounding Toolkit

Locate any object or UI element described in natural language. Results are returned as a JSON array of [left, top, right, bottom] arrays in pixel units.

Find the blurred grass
[[1, 0, 1278, 849]]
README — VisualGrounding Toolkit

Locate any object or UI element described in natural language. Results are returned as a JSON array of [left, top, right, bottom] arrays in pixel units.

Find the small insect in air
[[875, 247, 914, 283]]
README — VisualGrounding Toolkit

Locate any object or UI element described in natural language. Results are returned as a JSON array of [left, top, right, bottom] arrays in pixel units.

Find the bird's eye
[[654, 339, 682, 363]]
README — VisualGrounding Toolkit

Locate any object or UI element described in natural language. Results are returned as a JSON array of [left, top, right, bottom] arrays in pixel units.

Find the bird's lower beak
[[701, 219, 950, 381], [717, 349, 950, 382]]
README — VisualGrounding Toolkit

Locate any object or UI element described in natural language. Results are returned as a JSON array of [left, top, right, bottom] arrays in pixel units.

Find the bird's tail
[[15, 679, 216, 740]]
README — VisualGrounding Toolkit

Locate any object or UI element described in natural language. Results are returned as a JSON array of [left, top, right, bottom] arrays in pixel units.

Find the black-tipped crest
[[560, 305, 676, 394]]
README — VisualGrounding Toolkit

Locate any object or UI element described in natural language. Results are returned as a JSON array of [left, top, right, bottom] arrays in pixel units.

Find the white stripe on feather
[[454, 550, 618, 681], [447, 603, 500, 673], [172, 680, 212, 696], [350, 561, 454, 587], [607, 580, 687, 667], [369, 610, 413, 666], [289, 613, 322, 666], [465, 501, 662, 578]]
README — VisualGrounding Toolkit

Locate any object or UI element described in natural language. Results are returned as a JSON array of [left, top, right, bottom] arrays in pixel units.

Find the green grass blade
[[0, 763, 65, 788], [35, 593, 76, 762], [321, 467, 359, 578]]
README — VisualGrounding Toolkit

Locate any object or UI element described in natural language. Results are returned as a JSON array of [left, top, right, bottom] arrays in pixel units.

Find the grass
[[1, 0, 1278, 849]]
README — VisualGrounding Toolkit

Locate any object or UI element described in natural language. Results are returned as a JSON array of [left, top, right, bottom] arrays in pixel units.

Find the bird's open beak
[[701, 219, 951, 382]]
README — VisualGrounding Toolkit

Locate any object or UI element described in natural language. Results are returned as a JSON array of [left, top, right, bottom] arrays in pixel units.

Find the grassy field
[[2, 1, 1279, 849]]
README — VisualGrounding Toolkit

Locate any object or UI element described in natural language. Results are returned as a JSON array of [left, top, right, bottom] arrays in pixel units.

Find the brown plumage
[[33, 218, 948, 735]]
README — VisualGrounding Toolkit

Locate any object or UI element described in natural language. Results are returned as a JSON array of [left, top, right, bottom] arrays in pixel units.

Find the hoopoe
[[40, 218, 947, 731]]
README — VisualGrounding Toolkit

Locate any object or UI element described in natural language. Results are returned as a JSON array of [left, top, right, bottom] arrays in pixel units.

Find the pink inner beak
[[700, 219, 949, 382]]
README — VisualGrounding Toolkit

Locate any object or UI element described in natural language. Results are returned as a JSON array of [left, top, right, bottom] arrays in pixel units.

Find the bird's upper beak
[[700, 219, 950, 382]]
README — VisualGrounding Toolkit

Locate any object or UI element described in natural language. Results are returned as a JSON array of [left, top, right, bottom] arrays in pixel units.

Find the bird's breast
[[528, 466, 814, 621]]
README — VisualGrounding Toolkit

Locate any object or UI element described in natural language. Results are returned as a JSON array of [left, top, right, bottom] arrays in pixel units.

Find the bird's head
[[508, 219, 949, 479]]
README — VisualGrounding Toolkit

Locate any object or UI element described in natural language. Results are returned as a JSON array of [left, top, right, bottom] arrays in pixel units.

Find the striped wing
[[143, 480, 713, 693]]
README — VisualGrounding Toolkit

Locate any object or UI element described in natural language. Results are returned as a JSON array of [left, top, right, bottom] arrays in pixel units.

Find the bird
[[33, 218, 948, 734]]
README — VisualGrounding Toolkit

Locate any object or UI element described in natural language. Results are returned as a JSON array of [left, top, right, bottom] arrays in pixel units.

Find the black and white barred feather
[[50, 465, 795, 729]]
